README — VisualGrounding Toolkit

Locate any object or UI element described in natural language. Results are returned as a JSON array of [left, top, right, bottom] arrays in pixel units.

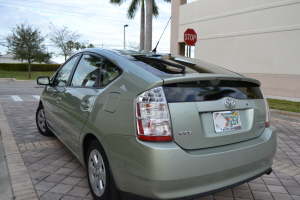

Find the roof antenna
[[152, 16, 171, 53]]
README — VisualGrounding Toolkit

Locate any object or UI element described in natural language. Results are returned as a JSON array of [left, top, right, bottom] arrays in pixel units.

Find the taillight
[[264, 98, 270, 127], [135, 87, 172, 141], [261, 89, 270, 127]]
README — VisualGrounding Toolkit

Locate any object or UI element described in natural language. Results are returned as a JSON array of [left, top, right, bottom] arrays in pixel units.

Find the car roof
[[77, 48, 260, 86]]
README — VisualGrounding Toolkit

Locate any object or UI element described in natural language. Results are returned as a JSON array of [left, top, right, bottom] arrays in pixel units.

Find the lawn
[[267, 98, 300, 113], [0, 71, 55, 80]]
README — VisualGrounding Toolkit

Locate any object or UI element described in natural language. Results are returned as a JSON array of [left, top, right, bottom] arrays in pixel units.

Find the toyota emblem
[[224, 97, 236, 108]]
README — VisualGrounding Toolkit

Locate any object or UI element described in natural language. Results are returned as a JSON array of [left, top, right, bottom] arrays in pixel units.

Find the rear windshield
[[163, 80, 263, 102], [127, 55, 213, 76]]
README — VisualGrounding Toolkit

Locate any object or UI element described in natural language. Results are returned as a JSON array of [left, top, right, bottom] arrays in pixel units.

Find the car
[[36, 48, 277, 200]]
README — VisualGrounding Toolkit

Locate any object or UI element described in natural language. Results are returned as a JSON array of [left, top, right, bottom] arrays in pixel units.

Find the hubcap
[[37, 109, 46, 132], [88, 149, 106, 197]]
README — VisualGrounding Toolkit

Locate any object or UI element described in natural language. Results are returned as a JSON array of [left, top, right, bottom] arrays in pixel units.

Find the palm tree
[[145, 0, 171, 52], [145, 0, 152, 52], [109, 0, 162, 51]]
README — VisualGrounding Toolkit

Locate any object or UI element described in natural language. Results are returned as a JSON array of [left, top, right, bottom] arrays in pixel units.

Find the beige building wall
[[171, 0, 300, 98]]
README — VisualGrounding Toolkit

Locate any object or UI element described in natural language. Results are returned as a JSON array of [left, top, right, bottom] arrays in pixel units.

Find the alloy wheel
[[88, 149, 106, 197], [37, 109, 46, 132]]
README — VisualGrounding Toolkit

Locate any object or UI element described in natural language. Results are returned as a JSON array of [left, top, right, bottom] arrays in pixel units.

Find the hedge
[[0, 63, 61, 71]]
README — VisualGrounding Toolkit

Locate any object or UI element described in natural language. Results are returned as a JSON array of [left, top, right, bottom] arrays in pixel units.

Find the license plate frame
[[213, 111, 242, 133]]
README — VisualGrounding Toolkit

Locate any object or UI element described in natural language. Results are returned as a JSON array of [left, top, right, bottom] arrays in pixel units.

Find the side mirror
[[37, 76, 50, 85]]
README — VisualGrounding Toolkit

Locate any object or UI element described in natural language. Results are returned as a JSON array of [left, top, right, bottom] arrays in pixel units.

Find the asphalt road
[[0, 78, 44, 95]]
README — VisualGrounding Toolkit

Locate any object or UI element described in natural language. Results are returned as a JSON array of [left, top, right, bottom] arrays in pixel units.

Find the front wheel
[[87, 140, 111, 200], [36, 105, 53, 137]]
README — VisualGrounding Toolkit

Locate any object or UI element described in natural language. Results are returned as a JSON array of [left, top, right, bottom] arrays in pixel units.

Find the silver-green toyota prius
[[36, 49, 276, 200]]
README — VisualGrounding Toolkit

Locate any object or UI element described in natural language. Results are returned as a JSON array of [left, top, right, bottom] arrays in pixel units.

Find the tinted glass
[[132, 56, 188, 74], [53, 55, 79, 86], [163, 80, 263, 102], [127, 55, 215, 76], [100, 60, 121, 87], [71, 54, 103, 87]]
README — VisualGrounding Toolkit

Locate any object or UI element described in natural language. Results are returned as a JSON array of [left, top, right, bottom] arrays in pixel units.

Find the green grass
[[267, 98, 300, 113], [0, 71, 55, 80]]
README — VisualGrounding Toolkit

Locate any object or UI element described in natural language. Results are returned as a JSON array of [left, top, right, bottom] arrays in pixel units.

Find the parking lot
[[0, 78, 300, 200]]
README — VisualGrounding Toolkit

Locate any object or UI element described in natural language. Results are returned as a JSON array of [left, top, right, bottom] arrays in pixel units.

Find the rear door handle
[[56, 96, 62, 103], [81, 100, 91, 110]]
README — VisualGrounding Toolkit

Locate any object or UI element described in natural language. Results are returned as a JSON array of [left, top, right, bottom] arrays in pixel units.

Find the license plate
[[213, 111, 241, 133]]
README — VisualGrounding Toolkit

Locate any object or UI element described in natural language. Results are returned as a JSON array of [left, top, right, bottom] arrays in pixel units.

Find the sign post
[[184, 29, 197, 57]]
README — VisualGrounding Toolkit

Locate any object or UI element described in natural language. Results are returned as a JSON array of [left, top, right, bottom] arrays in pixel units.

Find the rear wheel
[[86, 140, 111, 200], [36, 105, 53, 136]]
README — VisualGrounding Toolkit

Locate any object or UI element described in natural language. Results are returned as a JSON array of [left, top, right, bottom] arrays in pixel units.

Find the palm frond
[[152, 0, 159, 18], [127, 0, 140, 19], [109, 0, 126, 6], [163, 0, 171, 2]]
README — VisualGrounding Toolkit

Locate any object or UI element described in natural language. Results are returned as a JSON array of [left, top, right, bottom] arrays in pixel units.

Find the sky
[[0, 0, 172, 63]]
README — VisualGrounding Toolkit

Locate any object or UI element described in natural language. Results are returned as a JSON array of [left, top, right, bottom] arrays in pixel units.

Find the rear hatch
[[162, 76, 267, 150], [126, 53, 267, 149]]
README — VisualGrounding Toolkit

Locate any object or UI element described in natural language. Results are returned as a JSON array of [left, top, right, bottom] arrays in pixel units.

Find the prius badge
[[179, 131, 192, 135], [224, 97, 236, 108]]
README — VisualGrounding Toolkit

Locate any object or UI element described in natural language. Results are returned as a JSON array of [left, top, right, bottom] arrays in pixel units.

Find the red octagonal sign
[[184, 29, 197, 46]]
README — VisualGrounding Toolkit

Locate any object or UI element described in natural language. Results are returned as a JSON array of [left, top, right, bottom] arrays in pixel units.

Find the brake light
[[262, 89, 270, 127], [135, 87, 172, 141]]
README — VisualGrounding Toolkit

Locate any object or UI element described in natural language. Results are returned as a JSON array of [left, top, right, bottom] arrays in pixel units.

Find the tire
[[36, 105, 54, 137], [86, 140, 111, 200]]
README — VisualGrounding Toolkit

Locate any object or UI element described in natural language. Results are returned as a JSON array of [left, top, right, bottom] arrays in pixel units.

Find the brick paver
[[0, 80, 300, 200], [0, 103, 38, 200]]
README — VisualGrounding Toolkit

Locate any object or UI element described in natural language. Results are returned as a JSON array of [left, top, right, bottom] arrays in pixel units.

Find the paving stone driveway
[[0, 80, 300, 200]]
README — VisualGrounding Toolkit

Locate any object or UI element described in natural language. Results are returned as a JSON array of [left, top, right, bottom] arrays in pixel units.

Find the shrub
[[0, 63, 61, 71]]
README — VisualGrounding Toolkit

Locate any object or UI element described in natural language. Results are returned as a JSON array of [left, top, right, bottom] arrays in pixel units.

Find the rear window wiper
[[132, 56, 186, 74]]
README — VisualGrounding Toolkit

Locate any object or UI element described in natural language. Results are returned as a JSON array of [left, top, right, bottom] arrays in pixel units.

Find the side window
[[100, 59, 121, 87], [53, 55, 79, 86], [71, 54, 103, 87]]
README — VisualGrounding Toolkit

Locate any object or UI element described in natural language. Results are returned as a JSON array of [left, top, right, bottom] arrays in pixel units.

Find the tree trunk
[[28, 60, 31, 79], [145, 0, 153, 51], [139, 0, 145, 52]]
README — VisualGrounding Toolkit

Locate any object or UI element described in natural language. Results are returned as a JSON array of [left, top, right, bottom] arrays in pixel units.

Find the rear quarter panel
[[78, 50, 163, 162]]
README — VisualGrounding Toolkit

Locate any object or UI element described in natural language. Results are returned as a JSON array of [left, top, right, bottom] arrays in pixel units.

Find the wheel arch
[[82, 133, 99, 165], [82, 133, 111, 165], [38, 100, 43, 107]]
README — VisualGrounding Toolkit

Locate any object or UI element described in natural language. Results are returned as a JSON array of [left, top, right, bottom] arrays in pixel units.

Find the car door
[[58, 53, 105, 155], [43, 55, 80, 140]]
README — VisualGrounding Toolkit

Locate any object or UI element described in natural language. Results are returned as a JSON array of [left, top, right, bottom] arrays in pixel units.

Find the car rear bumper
[[102, 126, 277, 200], [119, 168, 272, 200]]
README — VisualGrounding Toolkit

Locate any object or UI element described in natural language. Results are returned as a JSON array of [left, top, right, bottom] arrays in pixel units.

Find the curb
[[12, 78, 34, 82], [0, 78, 34, 82], [271, 109, 300, 119], [0, 78, 14, 80], [0, 131, 14, 200]]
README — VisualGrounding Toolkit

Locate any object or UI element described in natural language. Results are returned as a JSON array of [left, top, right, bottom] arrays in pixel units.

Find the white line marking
[[32, 95, 40, 100], [11, 95, 23, 101]]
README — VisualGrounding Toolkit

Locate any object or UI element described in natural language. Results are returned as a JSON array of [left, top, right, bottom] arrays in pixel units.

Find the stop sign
[[184, 29, 197, 46]]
